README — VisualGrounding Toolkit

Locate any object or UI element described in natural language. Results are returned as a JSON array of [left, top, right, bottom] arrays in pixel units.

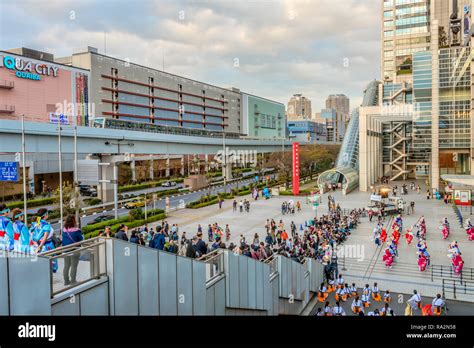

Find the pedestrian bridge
[[0, 238, 324, 316]]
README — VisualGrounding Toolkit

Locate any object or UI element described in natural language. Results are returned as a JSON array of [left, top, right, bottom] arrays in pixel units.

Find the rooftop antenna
[[104, 31, 107, 55]]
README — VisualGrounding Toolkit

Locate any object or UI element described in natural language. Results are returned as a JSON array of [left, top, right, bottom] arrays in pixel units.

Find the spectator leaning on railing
[[114, 224, 129, 241], [62, 215, 84, 286]]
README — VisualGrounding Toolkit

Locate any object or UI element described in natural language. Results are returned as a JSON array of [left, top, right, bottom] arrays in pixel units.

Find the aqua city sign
[[0, 55, 58, 81]]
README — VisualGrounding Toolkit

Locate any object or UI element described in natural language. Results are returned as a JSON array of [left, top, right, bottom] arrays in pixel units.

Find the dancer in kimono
[[317, 282, 328, 303], [351, 296, 363, 314], [11, 208, 32, 253], [383, 290, 392, 303], [407, 290, 422, 311], [332, 301, 346, 316], [431, 294, 446, 316], [0, 204, 14, 251], [372, 282, 381, 302], [30, 209, 58, 272]]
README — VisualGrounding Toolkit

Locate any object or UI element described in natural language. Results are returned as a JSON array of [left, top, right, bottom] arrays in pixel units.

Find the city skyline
[[0, 0, 380, 113]]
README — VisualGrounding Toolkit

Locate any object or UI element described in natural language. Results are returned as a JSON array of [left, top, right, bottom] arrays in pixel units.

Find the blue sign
[[49, 113, 69, 125], [0, 162, 19, 182]]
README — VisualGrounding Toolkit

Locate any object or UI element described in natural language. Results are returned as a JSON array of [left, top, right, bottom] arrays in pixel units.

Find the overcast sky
[[0, 0, 381, 113]]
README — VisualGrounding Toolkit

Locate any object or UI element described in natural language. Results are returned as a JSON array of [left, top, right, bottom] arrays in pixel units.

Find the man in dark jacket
[[115, 225, 129, 241], [185, 238, 197, 258], [195, 232, 207, 257], [150, 230, 165, 250]]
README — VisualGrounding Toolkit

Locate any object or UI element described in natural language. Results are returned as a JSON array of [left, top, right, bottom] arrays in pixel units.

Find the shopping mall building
[[0, 46, 284, 196]]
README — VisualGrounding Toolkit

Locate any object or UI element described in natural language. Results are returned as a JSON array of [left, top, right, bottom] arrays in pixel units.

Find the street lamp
[[21, 114, 27, 223], [104, 139, 135, 219]]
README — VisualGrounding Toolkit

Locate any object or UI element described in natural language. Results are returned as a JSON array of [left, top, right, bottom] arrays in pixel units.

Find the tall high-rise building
[[287, 94, 312, 120], [357, 0, 474, 192], [381, 0, 471, 84], [381, 0, 431, 83], [326, 94, 350, 119]]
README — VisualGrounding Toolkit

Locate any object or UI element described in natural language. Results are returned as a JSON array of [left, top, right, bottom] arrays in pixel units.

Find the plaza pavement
[[158, 179, 473, 303]]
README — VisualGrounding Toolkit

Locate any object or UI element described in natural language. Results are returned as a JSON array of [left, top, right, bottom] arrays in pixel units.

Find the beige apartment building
[[287, 94, 312, 120]]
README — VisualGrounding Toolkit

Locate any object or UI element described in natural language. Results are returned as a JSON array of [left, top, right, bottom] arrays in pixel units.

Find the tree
[[266, 144, 340, 184], [53, 181, 80, 217], [300, 144, 340, 179], [266, 151, 292, 185], [118, 163, 133, 185]]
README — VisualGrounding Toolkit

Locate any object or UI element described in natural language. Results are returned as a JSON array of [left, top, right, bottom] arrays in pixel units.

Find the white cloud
[[1, 0, 381, 113]]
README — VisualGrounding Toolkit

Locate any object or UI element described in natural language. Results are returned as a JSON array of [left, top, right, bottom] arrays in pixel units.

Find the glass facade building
[[382, 0, 430, 82]]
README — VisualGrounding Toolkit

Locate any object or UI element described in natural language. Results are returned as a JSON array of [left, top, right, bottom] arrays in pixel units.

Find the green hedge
[[6, 197, 54, 210], [81, 207, 165, 234], [206, 172, 222, 178], [187, 198, 219, 209], [279, 189, 312, 196], [236, 189, 251, 196], [84, 213, 166, 239], [84, 198, 102, 206], [186, 194, 219, 208], [82, 215, 130, 234], [118, 178, 184, 193]]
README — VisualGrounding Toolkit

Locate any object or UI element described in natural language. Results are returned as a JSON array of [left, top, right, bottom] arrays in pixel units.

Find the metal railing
[[99, 118, 242, 139], [442, 279, 474, 299], [431, 264, 474, 284], [39, 237, 107, 297], [198, 249, 225, 283], [263, 254, 278, 279]]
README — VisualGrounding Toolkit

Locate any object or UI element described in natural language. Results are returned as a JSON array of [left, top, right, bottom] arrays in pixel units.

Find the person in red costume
[[391, 228, 400, 246], [405, 228, 413, 245], [452, 254, 464, 275], [418, 254, 427, 272], [380, 228, 387, 243], [382, 248, 394, 268]]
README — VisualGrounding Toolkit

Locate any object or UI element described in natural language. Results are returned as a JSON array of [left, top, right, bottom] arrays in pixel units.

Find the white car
[[161, 181, 176, 187]]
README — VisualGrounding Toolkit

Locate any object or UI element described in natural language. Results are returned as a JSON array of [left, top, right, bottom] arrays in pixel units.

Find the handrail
[[431, 264, 474, 284], [39, 237, 105, 257], [442, 278, 474, 299], [44, 237, 107, 297], [197, 248, 222, 262]]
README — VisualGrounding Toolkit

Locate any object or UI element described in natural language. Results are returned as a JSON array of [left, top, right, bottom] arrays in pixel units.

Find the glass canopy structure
[[318, 80, 381, 194]]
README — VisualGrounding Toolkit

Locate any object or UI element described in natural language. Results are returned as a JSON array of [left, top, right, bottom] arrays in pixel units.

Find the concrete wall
[[224, 250, 272, 312], [277, 255, 312, 315], [0, 240, 324, 316]]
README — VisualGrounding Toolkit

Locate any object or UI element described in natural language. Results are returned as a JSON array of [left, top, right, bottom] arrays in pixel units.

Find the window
[[384, 50, 394, 58], [384, 0, 393, 7], [395, 26, 428, 35], [384, 20, 394, 27], [384, 10, 394, 18], [384, 30, 394, 37], [384, 40, 394, 48]]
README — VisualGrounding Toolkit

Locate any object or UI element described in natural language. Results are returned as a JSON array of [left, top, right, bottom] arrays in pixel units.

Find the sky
[[0, 0, 381, 113]]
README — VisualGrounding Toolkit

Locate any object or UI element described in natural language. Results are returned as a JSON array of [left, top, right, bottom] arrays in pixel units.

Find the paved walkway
[[147, 180, 473, 302]]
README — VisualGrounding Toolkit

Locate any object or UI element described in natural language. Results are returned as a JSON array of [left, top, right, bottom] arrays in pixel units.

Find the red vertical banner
[[292, 142, 300, 195]]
